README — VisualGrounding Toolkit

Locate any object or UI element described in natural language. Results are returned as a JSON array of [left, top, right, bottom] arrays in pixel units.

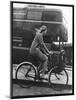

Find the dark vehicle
[[12, 6, 68, 64]]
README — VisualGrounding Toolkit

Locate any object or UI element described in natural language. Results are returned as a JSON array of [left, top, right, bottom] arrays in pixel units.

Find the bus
[[12, 6, 68, 64]]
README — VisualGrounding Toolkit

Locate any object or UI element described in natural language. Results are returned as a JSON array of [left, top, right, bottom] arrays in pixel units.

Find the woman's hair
[[40, 25, 47, 33], [34, 25, 47, 33]]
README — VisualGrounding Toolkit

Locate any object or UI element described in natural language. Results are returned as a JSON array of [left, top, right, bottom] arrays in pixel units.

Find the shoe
[[44, 74, 48, 79], [40, 74, 48, 79]]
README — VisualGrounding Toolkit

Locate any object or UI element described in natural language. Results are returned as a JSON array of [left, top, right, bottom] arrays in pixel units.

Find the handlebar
[[49, 50, 65, 55], [49, 51, 60, 55]]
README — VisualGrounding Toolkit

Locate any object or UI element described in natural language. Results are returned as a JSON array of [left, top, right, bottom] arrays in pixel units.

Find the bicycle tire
[[48, 66, 69, 91], [15, 61, 37, 88]]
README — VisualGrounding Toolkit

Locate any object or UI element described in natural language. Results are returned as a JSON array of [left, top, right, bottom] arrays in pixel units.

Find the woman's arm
[[38, 34, 50, 54]]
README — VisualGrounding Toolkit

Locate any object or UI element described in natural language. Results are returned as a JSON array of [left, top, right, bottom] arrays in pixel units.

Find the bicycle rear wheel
[[48, 66, 68, 91], [15, 62, 36, 88]]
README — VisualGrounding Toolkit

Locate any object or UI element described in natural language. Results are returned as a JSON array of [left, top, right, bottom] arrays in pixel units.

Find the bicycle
[[15, 50, 68, 91]]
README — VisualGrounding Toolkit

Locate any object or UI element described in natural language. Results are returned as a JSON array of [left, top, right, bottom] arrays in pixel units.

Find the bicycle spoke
[[25, 68, 31, 77], [48, 67, 68, 91], [15, 62, 36, 88], [55, 74, 60, 80]]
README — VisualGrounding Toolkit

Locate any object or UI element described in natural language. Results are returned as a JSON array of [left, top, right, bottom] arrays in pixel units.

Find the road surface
[[12, 64, 73, 97]]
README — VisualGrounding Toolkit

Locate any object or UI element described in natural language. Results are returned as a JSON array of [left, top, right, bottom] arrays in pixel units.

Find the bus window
[[42, 10, 62, 22], [27, 10, 42, 20]]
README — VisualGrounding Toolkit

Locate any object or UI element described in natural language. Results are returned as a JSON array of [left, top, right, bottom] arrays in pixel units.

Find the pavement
[[12, 64, 72, 85], [12, 82, 72, 97], [12, 64, 73, 97]]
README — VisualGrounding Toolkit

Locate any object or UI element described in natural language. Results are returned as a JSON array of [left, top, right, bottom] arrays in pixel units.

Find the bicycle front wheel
[[15, 62, 37, 88], [48, 66, 68, 91]]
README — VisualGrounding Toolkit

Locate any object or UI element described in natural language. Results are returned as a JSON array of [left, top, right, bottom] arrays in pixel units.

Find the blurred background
[[12, 3, 73, 66]]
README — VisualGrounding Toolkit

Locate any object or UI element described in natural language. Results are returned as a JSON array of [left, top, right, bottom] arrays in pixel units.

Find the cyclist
[[30, 25, 53, 78]]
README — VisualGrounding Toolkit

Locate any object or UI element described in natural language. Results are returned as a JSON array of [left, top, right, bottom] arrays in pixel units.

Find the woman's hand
[[46, 51, 53, 57], [49, 51, 54, 55], [46, 53, 49, 57]]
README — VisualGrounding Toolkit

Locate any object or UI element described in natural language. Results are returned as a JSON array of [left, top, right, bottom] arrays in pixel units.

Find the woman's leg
[[35, 48, 48, 75]]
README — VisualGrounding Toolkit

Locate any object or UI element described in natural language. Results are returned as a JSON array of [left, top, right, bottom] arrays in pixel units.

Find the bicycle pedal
[[35, 75, 40, 80], [45, 71, 48, 74], [56, 72, 63, 75], [59, 73, 63, 75]]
